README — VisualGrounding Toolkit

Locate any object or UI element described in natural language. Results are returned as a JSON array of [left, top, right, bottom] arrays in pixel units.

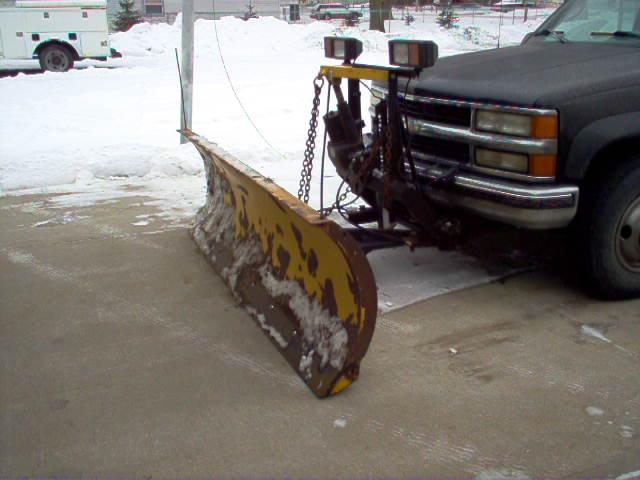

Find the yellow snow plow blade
[[183, 130, 377, 398]]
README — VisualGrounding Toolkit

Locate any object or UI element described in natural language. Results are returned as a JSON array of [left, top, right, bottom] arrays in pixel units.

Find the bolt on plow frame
[[183, 37, 445, 397]]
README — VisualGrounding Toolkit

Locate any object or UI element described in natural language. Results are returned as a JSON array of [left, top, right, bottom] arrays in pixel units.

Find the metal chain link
[[320, 184, 351, 218], [297, 75, 324, 204]]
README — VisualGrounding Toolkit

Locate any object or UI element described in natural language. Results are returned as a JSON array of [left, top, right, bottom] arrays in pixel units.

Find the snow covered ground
[[0, 9, 556, 309], [0, 9, 554, 197]]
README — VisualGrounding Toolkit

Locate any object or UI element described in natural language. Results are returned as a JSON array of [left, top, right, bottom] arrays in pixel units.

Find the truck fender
[[566, 112, 640, 180], [33, 40, 80, 61]]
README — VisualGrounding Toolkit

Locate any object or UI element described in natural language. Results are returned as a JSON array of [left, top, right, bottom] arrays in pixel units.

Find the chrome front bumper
[[407, 163, 579, 230]]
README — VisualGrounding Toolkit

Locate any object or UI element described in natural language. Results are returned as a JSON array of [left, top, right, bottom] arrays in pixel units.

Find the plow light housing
[[389, 39, 438, 68], [324, 36, 363, 63]]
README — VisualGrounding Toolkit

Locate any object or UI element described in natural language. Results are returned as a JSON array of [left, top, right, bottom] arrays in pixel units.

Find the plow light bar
[[324, 36, 363, 63], [389, 39, 438, 69]]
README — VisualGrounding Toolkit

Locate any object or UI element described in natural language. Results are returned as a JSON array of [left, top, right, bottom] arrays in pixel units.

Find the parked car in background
[[0, 0, 120, 72], [310, 4, 361, 20], [310, 3, 342, 16]]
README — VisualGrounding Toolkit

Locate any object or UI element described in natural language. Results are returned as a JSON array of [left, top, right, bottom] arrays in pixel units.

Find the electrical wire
[[401, 75, 421, 188], [211, 0, 285, 159], [358, 80, 373, 94], [319, 84, 331, 213], [174, 48, 188, 130]]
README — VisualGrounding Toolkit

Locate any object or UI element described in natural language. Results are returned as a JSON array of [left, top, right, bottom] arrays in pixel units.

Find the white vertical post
[[180, 0, 194, 144]]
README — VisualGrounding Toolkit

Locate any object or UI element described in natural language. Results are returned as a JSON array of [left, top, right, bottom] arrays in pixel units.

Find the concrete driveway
[[1, 192, 639, 478]]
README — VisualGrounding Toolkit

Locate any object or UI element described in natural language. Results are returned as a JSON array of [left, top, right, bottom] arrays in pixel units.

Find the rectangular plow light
[[324, 36, 363, 63], [389, 39, 438, 69]]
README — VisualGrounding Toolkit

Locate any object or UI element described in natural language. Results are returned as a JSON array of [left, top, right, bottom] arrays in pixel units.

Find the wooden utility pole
[[180, 0, 194, 144]]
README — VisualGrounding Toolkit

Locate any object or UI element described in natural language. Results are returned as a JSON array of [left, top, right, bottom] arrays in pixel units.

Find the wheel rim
[[616, 196, 640, 272], [45, 50, 69, 72]]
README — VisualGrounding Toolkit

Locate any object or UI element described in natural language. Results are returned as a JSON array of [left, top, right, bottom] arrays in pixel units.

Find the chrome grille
[[370, 86, 558, 183], [407, 135, 470, 164], [398, 97, 471, 128]]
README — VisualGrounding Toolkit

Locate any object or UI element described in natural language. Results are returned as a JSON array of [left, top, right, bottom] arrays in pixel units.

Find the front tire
[[578, 156, 640, 299], [39, 45, 74, 72]]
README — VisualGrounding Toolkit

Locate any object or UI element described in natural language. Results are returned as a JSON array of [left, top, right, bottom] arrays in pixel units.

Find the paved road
[[1, 192, 639, 477]]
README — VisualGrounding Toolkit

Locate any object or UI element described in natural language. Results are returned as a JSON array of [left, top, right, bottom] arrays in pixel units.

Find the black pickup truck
[[366, 0, 640, 298]]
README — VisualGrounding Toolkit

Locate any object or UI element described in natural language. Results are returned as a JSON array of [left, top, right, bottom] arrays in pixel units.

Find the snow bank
[[0, 13, 549, 198]]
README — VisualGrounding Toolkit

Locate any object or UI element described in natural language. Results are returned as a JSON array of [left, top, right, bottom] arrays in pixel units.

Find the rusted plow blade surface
[[184, 130, 377, 397]]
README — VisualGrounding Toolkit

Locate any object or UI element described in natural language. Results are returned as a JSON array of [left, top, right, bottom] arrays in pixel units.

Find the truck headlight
[[476, 148, 528, 174], [476, 110, 558, 139], [476, 110, 532, 137]]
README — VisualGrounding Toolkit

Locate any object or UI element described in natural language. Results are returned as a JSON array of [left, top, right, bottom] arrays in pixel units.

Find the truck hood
[[410, 42, 640, 108]]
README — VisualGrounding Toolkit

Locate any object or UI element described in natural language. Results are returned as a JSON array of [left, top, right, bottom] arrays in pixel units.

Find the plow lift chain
[[297, 72, 390, 220], [297, 75, 324, 204], [297, 73, 369, 219]]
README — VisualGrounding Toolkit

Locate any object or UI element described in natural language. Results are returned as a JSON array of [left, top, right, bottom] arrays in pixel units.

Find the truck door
[[0, 11, 28, 59]]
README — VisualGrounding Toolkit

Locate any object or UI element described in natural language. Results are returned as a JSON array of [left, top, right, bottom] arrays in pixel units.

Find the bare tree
[[369, 0, 392, 32]]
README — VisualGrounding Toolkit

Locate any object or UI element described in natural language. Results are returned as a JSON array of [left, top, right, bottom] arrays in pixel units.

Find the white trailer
[[0, 0, 120, 72]]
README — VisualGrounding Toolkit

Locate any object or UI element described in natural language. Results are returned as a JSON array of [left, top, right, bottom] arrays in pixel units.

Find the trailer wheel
[[577, 156, 640, 299], [39, 45, 74, 72]]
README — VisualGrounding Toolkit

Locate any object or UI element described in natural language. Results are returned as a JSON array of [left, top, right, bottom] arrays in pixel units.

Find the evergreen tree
[[241, 2, 258, 20], [113, 0, 143, 32]]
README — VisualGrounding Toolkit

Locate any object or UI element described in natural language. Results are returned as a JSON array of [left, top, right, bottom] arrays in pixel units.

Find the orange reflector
[[532, 115, 558, 139], [529, 155, 557, 177], [409, 43, 420, 66], [323, 37, 334, 57]]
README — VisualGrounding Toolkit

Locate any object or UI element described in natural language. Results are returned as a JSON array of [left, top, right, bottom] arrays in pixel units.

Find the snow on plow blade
[[183, 130, 377, 397]]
